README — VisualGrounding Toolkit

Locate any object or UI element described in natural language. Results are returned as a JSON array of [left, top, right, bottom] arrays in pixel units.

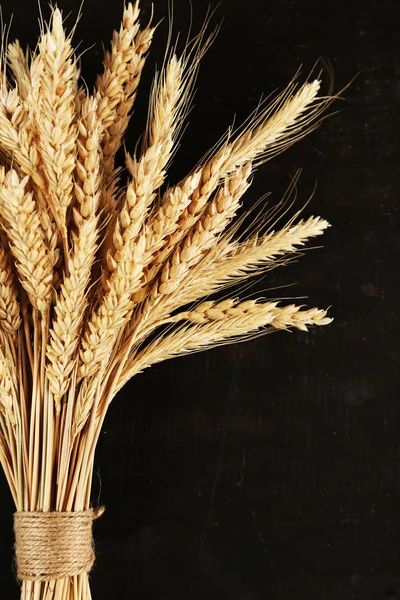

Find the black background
[[0, 0, 399, 598]]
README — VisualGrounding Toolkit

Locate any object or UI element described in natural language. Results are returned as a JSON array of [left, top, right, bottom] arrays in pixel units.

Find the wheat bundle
[[0, 3, 334, 598]]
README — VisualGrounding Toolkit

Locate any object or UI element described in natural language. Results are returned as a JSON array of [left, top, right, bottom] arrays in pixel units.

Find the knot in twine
[[13, 507, 104, 581]]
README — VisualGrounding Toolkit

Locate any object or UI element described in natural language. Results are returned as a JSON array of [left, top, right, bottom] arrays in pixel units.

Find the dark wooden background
[[0, 0, 399, 598]]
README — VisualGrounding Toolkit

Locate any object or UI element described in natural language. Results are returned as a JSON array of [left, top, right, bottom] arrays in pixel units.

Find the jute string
[[13, 508, 104, 582]]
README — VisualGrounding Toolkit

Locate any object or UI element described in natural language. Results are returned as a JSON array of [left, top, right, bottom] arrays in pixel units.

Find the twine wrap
[[13, 508, 104, 581]]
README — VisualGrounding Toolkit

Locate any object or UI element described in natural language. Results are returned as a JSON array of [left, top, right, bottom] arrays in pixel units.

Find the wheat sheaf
[[0, 3, 335, 599]]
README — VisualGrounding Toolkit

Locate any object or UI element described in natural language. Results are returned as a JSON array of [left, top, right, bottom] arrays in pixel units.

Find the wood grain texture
[[0, 0, 399, 598]]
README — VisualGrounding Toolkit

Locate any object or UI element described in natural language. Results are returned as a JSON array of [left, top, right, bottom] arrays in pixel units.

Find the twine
[[13, 507, 104, 582]]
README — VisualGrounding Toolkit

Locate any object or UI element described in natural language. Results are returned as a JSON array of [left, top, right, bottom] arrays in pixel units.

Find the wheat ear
[[0, 87, 45, 188], [95, 1, 154, 186], [46, 97, 102, 407], [179, 215, 331, 304], [116, 301, 332, 393], [77, 54, 190, 382], [0, 245, 21, 334], [131, 170, 203, 303], [0, 169, 53, 315], [30, 7, 77, 250]]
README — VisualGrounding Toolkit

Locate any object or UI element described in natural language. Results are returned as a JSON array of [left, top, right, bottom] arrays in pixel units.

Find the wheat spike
[[131, 170, 203, 303], [227, 80, 324, 168], [117, 301, 332, 393], [0, 4, 336, 585], [0, 86, 59, 261], [131, 163, 252, 313], [95, 1, 154, 186], [179, 215, 331, 304], [170, 298, 331, 329], [101, 55, 186, 285], [0, 340, 17, 426], [0, 245, 21, 334], [30, 7, 77, 237], [0, 169, 54, 314], [115, 162, 252, 362], [46, 98, 102, 407], [0, 87, 45, 187]]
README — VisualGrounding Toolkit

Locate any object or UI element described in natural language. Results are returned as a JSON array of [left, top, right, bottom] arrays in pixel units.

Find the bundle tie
[[13, 507, 104, 582]]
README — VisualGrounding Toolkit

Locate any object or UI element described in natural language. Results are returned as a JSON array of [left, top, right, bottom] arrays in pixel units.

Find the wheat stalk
[[0, 3, 339, 599]]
